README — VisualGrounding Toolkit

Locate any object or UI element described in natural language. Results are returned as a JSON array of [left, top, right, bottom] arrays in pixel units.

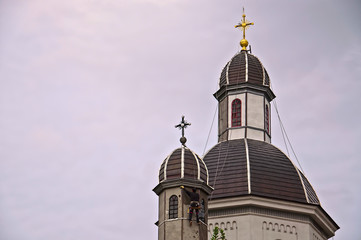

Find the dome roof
[[219, 51, 270, 88], [159, 145, 209, 184], [203, 139, 319, 205]]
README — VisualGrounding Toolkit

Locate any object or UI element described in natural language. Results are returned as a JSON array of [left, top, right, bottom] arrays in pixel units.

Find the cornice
[[153, 178, 213, 196], [214, 83, 276, 102]]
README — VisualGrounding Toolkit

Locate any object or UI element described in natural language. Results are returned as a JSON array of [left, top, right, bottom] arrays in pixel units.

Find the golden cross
[[235, 8, 254, 50]]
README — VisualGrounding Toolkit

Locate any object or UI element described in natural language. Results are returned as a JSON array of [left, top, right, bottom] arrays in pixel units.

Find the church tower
[[203, 11, 339, 240], [153, 117, 213, 240], [217, 12, 274, 143]]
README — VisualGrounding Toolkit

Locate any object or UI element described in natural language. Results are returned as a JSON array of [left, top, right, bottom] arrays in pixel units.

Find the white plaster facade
[[207, 196, 338, 240], [219, 91, 271, 143], [156, 186, 210, 240]]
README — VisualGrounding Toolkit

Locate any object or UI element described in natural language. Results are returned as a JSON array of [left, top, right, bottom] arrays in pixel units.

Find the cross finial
[[234, 8, 254, 50], [175, 116, 191, 146]]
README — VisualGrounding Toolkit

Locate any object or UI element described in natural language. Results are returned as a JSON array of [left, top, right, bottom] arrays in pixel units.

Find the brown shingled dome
[[203, 139, 320, 205], [219, 51, 270, 87], [159, 146, 209, 184]]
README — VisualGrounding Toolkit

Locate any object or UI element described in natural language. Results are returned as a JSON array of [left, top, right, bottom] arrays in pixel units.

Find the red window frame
[[231, 99, 242, 127]]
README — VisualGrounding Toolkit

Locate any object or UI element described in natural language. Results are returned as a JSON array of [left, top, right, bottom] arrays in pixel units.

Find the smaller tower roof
[[158, 145, 209, 184], [154, 116, 213, 195]]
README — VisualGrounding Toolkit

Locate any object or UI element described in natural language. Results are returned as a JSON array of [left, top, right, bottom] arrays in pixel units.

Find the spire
[[175, 116, 191, 146], [235, 8, 254, 51]]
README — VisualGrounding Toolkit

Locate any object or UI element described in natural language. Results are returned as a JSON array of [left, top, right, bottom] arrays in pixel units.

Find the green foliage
[[220, 228, 225, 240], [210, 226, 219, 240], [211, 226, 225, 240]]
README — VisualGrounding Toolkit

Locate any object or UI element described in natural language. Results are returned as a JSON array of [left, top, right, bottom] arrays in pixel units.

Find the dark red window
[[169, 195, 178, 219], [231, 99, 242, 127], [265, 105, 269, 133]]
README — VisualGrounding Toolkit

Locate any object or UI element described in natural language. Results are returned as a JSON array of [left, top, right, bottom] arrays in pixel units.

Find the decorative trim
[[290, 160, 309, 203], [153, 178, 214, 195], [181, 189, 184, 239], [262, 63, 265, 85], [262, 221, 297, 235], [244, 138, 251, 194], [265, 103, 270, 136], [164, 191, 166, 238], [163, 149, 177, 181], [245, 53, 249, 82], [181, 146, 185, 178], [199, 155, 210, 185], [269, 101, 271, 137], [297, 169, 309, 203], [209, 206, 329, 239], [209, 221, 238, 231], [158, 217, 187, 227], [263, 96, 266, 141], [225, 96, 228, 141], [190, 150, 201, 180], [209, 206, 308, 222], [158, 218, 208, 227], [245, 92, 248, 138], [213, 82, 276, 103], [302, 172, 321, 204], [252, 54, 266, 85], [219, 125, 270, 136], [226, 61, 231, 84]]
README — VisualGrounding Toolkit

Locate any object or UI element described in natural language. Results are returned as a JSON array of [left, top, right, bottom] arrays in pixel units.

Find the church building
[[153, 12, 339, 240]]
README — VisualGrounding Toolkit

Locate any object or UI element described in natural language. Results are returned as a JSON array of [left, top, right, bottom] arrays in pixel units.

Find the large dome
[[159, 145, 209, 184], [203, 139, 319, 205], [219, 51, 270, 87]]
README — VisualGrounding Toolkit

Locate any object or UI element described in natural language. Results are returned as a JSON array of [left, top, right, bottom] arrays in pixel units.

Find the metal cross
[[175, 116, 191, 145], [235, 8, 254, 40]]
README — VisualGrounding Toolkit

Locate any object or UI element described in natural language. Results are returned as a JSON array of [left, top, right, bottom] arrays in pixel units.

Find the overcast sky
[[0, 0, 360, 239]]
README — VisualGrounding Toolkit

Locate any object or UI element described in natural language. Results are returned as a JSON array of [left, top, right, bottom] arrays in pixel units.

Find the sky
[[0, 0, 360, 239]]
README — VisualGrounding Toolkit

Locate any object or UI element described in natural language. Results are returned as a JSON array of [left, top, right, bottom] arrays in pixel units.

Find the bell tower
[[216, 12, 275, 143], [153, 116, 213, 240]]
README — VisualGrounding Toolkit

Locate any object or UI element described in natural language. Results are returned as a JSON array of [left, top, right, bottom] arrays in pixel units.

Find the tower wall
[[218, 96, 228, 142], [247, 93, 265, 129], [217, 91, 271, 143], [155, 184, 211, 240]]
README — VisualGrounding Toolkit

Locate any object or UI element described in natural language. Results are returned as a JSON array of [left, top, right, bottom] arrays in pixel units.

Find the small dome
[[159, 146, 208, 184], [219, 51, 270, 88], [203, 139, 319, 205]]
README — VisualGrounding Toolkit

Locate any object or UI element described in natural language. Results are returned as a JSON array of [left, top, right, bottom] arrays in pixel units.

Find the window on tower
[[265, 105, 269, 133], [231, 99, 242, 127], [169, 195, 178, 219]]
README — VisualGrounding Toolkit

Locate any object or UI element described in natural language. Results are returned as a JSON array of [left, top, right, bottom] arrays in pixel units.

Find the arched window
[[169, 195, 178, 219], [265, 105, 269, 133], [231, 99, 242, 127]]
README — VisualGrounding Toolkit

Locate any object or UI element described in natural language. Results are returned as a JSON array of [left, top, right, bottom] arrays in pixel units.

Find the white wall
[[209, 214, 326, 240], [247, 94, 264, 129]]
